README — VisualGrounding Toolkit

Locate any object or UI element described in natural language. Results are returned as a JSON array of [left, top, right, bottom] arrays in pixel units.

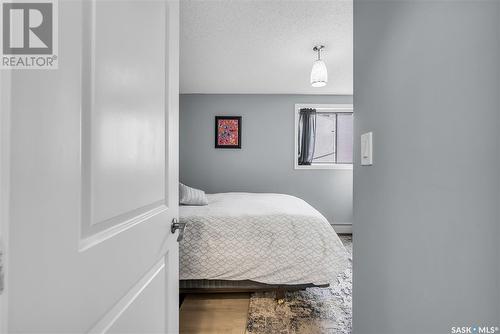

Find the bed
[[179, 192, 349, 294]]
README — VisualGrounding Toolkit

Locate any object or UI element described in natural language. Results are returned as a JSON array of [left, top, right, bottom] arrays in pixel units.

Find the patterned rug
[[246, 235, 352, 334]]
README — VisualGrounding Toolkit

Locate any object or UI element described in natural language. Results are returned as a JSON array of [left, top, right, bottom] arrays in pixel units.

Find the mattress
[[179, 192, 348, 286]]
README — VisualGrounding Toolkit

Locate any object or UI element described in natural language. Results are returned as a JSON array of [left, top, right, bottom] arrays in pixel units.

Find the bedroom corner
[[177, 1, 353, 332], [2, 0, 498, 333]]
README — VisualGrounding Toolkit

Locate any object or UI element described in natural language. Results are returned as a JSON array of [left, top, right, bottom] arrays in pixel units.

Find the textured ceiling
[[180, 0, 353, 95]]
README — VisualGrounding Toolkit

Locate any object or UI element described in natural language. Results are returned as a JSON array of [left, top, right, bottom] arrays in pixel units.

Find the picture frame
[[215, 116, 242, 149]]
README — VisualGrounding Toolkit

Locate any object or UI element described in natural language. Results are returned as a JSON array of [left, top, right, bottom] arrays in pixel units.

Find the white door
[[2, 0, 180, 333]]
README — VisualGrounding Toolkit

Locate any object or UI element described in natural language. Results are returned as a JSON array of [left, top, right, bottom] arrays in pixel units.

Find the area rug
[[246, 235, 352, 334]]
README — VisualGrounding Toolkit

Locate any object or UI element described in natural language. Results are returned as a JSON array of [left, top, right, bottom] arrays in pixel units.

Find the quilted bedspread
[[179, 193, 349, 285]]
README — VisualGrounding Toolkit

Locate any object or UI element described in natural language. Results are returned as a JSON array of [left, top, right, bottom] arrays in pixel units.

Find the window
[[295, 104, 353, 170]]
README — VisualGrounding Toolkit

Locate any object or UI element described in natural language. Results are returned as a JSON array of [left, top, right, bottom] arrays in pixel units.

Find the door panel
[[81, 0, 170, 241], [88, 0, 167, 226], [7, 0, 179, 333], [107, 266, 166, 334]]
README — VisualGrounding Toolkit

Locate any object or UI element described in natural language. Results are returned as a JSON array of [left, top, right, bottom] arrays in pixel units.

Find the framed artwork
[[215, 116, 242, 149]]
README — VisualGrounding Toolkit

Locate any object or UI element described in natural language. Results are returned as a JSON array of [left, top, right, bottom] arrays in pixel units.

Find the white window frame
[[294, 103, 353, 170]]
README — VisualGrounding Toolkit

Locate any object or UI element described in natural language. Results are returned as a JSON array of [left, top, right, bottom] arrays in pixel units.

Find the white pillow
[[179, 183, 208, 206]]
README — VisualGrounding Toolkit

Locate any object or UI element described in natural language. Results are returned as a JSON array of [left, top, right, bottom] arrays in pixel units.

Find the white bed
[[179, 192, 349, 287]]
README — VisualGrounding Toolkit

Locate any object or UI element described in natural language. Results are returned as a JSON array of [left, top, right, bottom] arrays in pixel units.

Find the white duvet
[[179, 193, 349, 285]]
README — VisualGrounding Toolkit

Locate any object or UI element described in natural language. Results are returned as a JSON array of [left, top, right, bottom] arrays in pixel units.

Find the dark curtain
[[298, 108, 317, 165]]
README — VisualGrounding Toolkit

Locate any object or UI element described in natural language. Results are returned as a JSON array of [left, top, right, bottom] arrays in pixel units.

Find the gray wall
[[180, 94, 353, 224], [354, 1, 500, 334]]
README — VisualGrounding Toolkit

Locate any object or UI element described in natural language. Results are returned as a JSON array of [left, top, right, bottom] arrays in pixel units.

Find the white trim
[[294, 103, 354, 170], [0, 68, 11, 334], [295, 164, 353, 170], [87, 257, 165, 334], [331, 224, 352, 234], [165, 0, 180, 217], [164, 2, 180, 333], [295, 104, 354, 112]]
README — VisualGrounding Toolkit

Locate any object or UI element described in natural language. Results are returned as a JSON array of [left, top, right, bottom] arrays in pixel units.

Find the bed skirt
[[179, 279, 329, 293]]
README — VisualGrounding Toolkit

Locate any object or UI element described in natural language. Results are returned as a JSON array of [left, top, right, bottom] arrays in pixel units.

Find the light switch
[[361, 132, 373, 165]]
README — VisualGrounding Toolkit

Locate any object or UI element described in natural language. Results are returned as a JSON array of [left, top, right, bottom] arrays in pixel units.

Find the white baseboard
[[331, 223, 352, 234]]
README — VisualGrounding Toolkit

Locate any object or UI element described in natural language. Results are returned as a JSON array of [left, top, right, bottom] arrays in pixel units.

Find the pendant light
[[310, 45, 327, 87]]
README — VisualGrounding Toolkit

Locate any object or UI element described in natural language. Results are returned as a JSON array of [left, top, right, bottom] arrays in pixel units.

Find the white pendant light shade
[[310, 59, 328, 87], [310, 45, 328, 87]]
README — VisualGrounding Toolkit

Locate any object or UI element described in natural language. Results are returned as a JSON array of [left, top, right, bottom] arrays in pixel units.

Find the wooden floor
[[179, 293, 250, 334]]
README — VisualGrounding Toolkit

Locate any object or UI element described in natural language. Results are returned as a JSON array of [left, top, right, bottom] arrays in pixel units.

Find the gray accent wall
[[354, 1, 500, 333], [180, 94, 353, 224]]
